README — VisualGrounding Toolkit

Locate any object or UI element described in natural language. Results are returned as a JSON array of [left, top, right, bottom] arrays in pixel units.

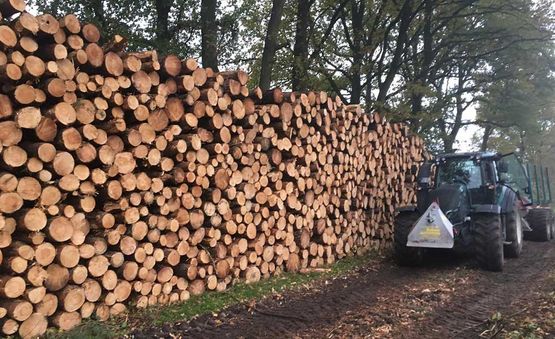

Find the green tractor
[[394, 152, 553, 271]]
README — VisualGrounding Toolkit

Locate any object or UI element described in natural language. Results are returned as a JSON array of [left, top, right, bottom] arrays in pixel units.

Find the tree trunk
[[90, 0, 105, 28], [410, 0, 434, 115], [201, 0, 219, 71], [376, 0, 413, 105], [443, 66, 467, 153], [519, 130, 526, 154], [291, 0, 311, 92], [364, 65, 374, 113], [154, 0, 173, 50], [259, 0, 286, 90], [481, 125, 493, 151], [349, 1, 365, 105]]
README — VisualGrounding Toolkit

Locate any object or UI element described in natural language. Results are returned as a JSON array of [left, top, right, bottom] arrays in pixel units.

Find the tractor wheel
[[527, 208, 551, 242], [474, 214, 504, 271], [549, 211, 555, 240], [394, 212, 424, 266], [504, 208, 523, 258]]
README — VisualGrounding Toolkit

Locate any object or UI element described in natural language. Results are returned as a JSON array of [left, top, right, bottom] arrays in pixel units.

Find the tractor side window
[[499, 154, 529, 194]]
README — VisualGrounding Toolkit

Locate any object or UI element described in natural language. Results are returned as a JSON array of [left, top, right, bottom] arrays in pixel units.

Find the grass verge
[[45, 252, 377, 339]]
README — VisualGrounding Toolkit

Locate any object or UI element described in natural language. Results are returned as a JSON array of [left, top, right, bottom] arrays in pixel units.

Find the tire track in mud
[[408, 241, 555, 339]]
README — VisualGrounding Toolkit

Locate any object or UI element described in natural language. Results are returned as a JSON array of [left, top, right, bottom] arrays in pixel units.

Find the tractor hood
[[407, 202, 455, 249], [427, 184, 470, 225]]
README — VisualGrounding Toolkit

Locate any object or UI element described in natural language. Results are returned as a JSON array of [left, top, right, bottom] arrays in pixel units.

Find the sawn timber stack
[[0, 1, 425, 336]]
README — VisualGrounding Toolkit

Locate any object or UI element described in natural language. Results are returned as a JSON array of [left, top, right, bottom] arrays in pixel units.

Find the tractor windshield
[[436, 158, 482, 189]]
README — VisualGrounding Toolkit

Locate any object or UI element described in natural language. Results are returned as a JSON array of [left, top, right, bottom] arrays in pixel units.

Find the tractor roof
[[436, 151, 500, 160]]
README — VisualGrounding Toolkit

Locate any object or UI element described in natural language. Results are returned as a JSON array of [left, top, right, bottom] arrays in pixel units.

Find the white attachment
[[407, 202, 454, 249]]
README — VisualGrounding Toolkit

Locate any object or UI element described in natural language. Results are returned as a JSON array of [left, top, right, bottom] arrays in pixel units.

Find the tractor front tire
[[504, 208, 523, 258], [474, 214, 504, 271], [394, 212, 424, 267], [527, 208, 552, 242]]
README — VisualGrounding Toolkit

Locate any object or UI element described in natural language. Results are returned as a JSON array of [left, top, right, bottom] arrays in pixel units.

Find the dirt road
[[133, 241, 555, 338]]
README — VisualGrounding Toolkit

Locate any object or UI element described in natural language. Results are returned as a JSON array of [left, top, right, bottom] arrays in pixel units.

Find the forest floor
[[129, 240, 555, 339]]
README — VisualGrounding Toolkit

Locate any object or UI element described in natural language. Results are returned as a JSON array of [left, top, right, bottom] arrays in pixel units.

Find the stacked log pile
[[0, 1, 425, 336]]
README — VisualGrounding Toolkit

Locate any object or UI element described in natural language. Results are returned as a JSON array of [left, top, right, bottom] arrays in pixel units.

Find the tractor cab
[[415, 152, 530, 215]]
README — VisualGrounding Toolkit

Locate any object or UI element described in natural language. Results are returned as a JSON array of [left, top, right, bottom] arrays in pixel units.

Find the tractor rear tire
[[504, 208, 523, 258], [474, 214, 504, 271], [394, 212, 424, 267], [527, 208, 552, 242]]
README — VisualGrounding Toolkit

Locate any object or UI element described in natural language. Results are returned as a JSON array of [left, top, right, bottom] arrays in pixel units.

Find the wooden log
[[52, 311, 81, 331], [35, 117, 57, 142], [85, 43, 104, 67], [60, 14, 81, 34], [0, 26, 17, 47], [6, 299, 33, 321], [82, 23, 100, 43], [59, 285, 85, 312], [2, 145, 27, 168], [45, 264, 69, 292], [24, 286, 46, 304], [48, 217, 74, 242], [0, 63, 21, 81], [244, 266, 261, 284], [17, 36, 38, 53], [18, 208, 47, 231], [0, 0, 26, 17], [19, 313, 48, 338], [37, 14, 60, 36], [15, 107, 41, 129], [13, 84, 35, 104], [0, 276, 25, 298], [0, 192, 23, 213], [2, 319, 18, 335], [0, 121, 21, 146]]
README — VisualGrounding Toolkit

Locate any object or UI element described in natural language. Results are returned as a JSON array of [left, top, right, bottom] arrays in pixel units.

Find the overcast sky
[[458, 108, 480, 152]]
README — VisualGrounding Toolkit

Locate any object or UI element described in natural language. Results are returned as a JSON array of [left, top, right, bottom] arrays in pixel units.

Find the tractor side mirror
[[498, 161, 509, 173]]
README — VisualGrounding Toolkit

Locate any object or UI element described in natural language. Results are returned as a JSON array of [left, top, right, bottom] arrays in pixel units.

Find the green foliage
[[474, 0, 555, 173], [28, 0, 243, 64], [45, 320, 118, 339], [506, 322, 543, 339]]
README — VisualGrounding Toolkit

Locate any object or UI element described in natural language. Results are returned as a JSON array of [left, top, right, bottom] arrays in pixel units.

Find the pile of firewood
[[0, 1, 425, 336]]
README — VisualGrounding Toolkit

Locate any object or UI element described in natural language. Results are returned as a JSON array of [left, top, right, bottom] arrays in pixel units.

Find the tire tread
[[394, 212, 424, 266], [527, 209, 551, 242], [474, 214, 504, 271]]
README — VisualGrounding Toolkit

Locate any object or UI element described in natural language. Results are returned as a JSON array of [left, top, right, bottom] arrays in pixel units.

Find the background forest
[[28, 0, 555, 168]]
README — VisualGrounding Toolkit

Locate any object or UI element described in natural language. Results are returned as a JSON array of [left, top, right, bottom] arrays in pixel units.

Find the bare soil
[[132, 241, 555, 338]]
